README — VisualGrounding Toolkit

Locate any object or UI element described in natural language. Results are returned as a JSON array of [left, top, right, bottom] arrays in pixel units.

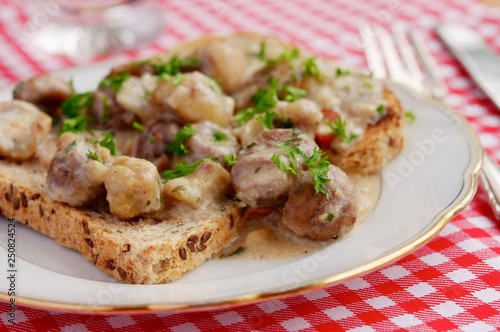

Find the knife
[[436, 24, 500, 110]]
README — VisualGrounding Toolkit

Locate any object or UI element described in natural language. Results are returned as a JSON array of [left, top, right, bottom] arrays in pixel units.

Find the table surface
[[1, 0, 500, 331]]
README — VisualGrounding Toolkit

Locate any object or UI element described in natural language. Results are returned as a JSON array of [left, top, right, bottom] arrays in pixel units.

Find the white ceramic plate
[[0, 62, 482, 313]]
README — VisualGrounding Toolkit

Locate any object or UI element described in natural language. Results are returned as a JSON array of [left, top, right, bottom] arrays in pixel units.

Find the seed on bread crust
[[4, 193, 10, 201], [85, 238, 94, 248], [197, 244, 207, 252], [106, 260, 116, 270], [9, 184, 13, 197], [179, 247, 187, 260], [186, 241, 196, 252], [123, 244, 131, 252], [201, 232, 212, 244], [188, 235, 199, 244], [21, 193, 27, 208], [83, 222, 90, 235], [13, 198, 20, 210], [93, 254, 99, 265], [31, 193, 41, 200], [117, 267, 127, 280], [39, 204, 44, 217]]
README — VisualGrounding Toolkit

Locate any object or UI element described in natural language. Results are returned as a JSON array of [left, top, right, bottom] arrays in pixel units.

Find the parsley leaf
[[267, 48, 300, 72], [97, 132, 117, 155], [69, 78, 76, 95], [405, 111, 416, 122], [336, 68, 351, 76], [304, 147, 331, 195], [280, 85, 307, 102], [376, 104, 385, 114], [211, 132, 229, 142], [271, 153, 301, 175], [132, 121, 144, 131], [302, 57, 322, 79], [171, 74, 185, 86], [87, 149, 103, 163], [223, 153, 237, 166], [65, 140, 77, 153], [258, 41, 266, 61], [59, 115, 88, 136], [162, 158, 213, 181], [327, 116, 359, 143], [234, 77, 279, 125], [327, 213, 335, 222], [156, 56, 200, 78], [363, 81, 374, 88], [99, 71, 130, 91], [256, 110, 276, 130], [165, 124, 197, 156], [61, 92, 94, 118], [102, 95, 109, 124]]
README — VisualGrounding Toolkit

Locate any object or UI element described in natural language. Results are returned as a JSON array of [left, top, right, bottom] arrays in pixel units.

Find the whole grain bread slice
[[0, 160, 243, 284], [324, 87, 406, 175]]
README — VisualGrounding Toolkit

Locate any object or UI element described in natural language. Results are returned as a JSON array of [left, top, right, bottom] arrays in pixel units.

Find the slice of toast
[[323, 87, 406, 175], [0, 160, 243, 284]]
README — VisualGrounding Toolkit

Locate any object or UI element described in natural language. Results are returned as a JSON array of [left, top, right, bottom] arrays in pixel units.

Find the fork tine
[[359, 26, 387, 79], [376, 25, 411, 85], [408, 25, 448, 99], [391, 23, 424, 88]]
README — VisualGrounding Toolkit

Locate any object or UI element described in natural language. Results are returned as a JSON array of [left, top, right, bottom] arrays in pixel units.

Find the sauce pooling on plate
[[219, 174, 381, 260]]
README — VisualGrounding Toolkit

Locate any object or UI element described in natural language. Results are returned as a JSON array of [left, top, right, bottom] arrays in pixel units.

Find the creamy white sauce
[[219, 174, 381, 260]]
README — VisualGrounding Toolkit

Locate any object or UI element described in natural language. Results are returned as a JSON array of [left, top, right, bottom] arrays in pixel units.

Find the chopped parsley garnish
[[102, 95, 109, 124], [405, 111, 416, 122], [132, 121, 144, 131], [143, 91, 152, 98], [87, 150, 103, 163], [59, 114, 88, 135], [147, 200, 151, 206], [376, 104, 385, 114], [148, 136, 155, 144], [273, 143, 332, 195], [61, 92, 94, 118], [69, 78, 76, 95], [327, 213, 335, 222], [256, 110, 276, 130], [363, 81, 374, 88], [156, 56, 200, 79], [171, 74, 185, 86], [258, 41, 266, 61], [280, 85, 307, 102], [234, 77, 279, 125], [327, 116, 359, 143], [65, 140, 77, 153], [336, 68, 351, 76], [211, 132, 229, 142], [99, 71, 130, 92], [165, 124, 197, 156], [304, 147, 331, 195], [267, 48, 300, 72], [162, 158, 213, 182], [302, 57, 322, 79], [271, 153, 300, 175], [97, 132, 117, 155], [255, 167, 261, 173]]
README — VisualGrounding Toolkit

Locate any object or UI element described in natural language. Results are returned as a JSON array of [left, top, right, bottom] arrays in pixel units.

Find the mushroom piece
[[46, 132, 113, 207], [104, 156, 163, 219], [0, 100, 52, 161], [151, 71, 235, 127], [13, 75, 72, 115]]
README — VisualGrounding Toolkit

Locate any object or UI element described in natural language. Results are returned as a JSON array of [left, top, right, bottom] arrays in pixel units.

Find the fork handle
[[479, 153, 500, 220]]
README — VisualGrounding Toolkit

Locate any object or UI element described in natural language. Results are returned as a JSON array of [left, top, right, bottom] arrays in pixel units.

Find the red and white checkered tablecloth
[[1, 0, 500, 331]]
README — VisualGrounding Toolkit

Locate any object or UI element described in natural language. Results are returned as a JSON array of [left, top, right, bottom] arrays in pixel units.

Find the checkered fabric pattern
[[1, 0, 500, 331]]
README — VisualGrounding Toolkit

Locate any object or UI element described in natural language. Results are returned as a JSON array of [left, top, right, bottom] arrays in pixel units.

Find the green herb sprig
[[165, 124, 197, 156]]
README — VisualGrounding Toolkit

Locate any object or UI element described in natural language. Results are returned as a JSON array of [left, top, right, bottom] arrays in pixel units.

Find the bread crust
[[324, 87, 406, 175], [0, 161, 243, 284]]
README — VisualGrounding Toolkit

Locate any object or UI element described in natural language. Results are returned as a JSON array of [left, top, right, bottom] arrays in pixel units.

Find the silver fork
[[360, 23, 500, 220]]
